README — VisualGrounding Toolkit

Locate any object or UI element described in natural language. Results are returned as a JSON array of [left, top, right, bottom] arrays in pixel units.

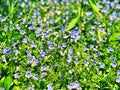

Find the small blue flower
[[31, 41, 37, 48], [47, 83, 53, 90], [89, 30, 94, 35], [4, 26, 8, 31], [20, 29, 26, 35], [107, 47, 114, 52], [41, 66, 48, 71], [110, 55, 114, 59], [67, 81, 79, 89], [25, 70, 32, 78], [26, 51, 31, 57], [67, 58, 72, 63], [22, 37, 29, 43], [62, 34, 68, 38], [116, 4, 120, 9], [3, 47, 11, 54], [33, 59, 38, 65], [117, 70, 120, 75], [111, 60, 117, 68], [107, 30, 111, 35], [116, 77, 120, 83], [84, 61, 89, 66], [117, 36, 120, 39], [48, 45, 54, 50], [70, 48, 73, 53], [33, 74, 38, 80], [69, 69, 74, 74], [14, 73, 19, 78], [40, 51, 46, 57], [41, 72, 45, 78], [92, 61, 96, 66], [28, 57, 34, 63], [94, 53, 98, 58], [28, 87, 34, 90], [36, 32, 40, 37], [68, 53, 72, 59], [2, 56, 6, 62], [47, 40, 52, 45], [62, 43, 67, 48], [74, 59, 79, 65], [100, 63, 105, 69]]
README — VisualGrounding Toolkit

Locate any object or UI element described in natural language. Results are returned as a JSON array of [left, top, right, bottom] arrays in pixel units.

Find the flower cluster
[[0, 0, 120, 89]]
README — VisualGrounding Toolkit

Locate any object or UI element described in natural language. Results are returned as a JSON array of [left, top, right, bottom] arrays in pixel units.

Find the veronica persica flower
[[116, 77, 120, 83]]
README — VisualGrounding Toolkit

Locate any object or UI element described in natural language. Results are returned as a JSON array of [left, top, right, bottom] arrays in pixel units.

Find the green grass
[[0, 0, 120, 90]]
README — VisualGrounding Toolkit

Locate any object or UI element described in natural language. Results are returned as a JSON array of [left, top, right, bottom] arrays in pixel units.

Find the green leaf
[[0, 76, 13, 90], [13, 86, 20, 90], [65, 6, 81, 31], [91, 74, 101, 83], [89, 0, 99, 14], [13, 34, 23, 41], [109, 33, 120, 41], [65, 16, 79, 31], [114, 84, 119, 89]]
